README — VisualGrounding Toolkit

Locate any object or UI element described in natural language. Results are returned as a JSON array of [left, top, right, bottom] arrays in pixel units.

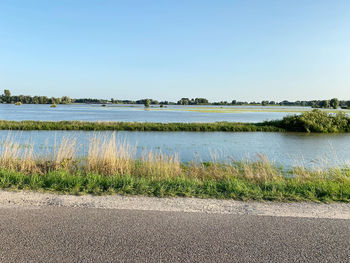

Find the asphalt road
[[0, 207, 349, 263]]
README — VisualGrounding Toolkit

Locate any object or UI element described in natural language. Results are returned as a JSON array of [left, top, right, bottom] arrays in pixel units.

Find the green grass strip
[[0, 120, 284, 132], [0, 170, 349, 202]]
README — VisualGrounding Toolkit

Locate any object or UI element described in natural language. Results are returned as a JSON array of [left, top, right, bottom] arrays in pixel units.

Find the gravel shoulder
[[1, 190, 349, 219]]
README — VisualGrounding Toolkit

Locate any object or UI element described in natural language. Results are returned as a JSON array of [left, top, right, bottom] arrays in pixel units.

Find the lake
[[1, 130, 349, 168], [0, 104, 307, 123]]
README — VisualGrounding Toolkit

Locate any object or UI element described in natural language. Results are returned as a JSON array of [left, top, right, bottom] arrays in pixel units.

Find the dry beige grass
[[0, 133, 347, 181], [86, 134, 135, 175]]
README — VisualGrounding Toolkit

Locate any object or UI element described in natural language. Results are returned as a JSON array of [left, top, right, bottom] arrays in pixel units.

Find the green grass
[[0, 120, 284, 132], [0, 169, 349, 202]]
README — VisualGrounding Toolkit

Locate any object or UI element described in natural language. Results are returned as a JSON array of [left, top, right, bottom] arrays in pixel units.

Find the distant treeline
[[1, 90, 72, 104], [2, 90, 350, 108]]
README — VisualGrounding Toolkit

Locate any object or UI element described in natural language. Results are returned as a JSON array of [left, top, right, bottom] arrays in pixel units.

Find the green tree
[[330, 98, 339, 109], [177, 98, 190, 105], [61, 96, 72, 104], [33, 96, 39, 104], [144, 99, 151, 108], [3, 89, 11, 103], [320, 100, 330, 108], [194, 98, 208, 105], [4, 89, 11, 97]]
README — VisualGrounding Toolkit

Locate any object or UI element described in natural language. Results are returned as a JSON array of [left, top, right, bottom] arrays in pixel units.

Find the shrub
[[278, 109, 350, 133]]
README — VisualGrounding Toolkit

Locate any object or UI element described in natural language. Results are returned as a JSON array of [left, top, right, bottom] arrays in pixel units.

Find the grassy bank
[[0, 135, 348, 202], [0, 110, 349, 133], [0, 120, 283, 132]]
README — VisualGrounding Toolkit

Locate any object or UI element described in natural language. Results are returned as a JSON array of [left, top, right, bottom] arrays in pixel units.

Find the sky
[[0, 0, 349, 102]]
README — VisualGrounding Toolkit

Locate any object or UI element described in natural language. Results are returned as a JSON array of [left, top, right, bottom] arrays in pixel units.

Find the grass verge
[[0, 169, 349, 202]]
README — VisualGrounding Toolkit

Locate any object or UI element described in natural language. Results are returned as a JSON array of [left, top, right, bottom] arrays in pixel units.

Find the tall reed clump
[[137, 150, 182, 178], [86, 134, 135, 175], [0, 136, 37, 173]]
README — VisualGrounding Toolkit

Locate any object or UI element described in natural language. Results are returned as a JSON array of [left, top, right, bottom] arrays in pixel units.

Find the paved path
[[0, 206, 349, 262]]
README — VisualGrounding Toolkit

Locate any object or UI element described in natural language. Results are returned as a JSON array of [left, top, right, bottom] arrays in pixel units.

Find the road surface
[[0, 206, 349, 262]]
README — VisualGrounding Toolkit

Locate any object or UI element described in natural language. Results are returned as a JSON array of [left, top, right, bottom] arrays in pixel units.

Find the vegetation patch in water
[[271, 109, 350, 133], [0, 120, 283, 132]]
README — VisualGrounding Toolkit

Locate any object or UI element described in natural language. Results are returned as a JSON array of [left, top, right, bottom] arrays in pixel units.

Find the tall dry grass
[[0, 136, 36, 173], [0, 133, 347, 181], [0, 134, 184, 177], [86, 134, 135, 175], [138, 150, 182, 178]]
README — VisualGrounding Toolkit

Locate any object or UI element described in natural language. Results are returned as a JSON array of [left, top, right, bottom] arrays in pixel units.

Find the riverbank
[[0, 133, 348, 202], [0, 110, 349, 133]]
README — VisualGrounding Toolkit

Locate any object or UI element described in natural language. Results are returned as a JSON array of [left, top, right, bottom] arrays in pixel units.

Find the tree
[[194, 98, 208, 105], [144, 99, 151, 108], [319, 100, 330, 108], [177, 98, 190, 105], [50, 97, 57, 104], [3, 89, 11, 103], [33, 96, 39, 104], [4, 89, 11, 97], [330, 98, 339, 109], [61, 96, 72, 104]]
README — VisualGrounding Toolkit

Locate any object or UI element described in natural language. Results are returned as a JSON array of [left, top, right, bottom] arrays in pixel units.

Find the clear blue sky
[[1, 0, 349, 102]]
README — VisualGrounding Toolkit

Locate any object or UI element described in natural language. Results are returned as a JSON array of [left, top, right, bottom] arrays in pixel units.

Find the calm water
[[0, 104, 303, 123], [1, 130, 349, 168], [1, 104, 349, 167]]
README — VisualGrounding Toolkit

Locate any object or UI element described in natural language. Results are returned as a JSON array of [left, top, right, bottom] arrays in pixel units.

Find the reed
[[0, 134, 348, 201], [86, 134, 135, 175]]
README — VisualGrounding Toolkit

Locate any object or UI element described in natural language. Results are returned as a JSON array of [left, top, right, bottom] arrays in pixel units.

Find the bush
[[278, 109, 350, 133]]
